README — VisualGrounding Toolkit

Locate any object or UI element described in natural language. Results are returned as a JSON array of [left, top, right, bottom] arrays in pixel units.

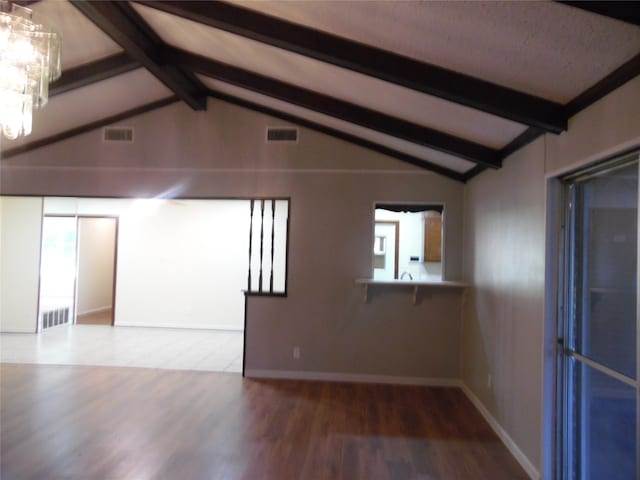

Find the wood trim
[[70, 1, 207, 110], [138, 0, 567, 132], [245, 369, 463, 386], [460, 384, 541, 479], [499, 127, 545, 160], [112, 217, 118, 327], [284, 199, 291, 297], [463, 52, 640, 182], [375, 220, 400, 280], [242, 295, 247, 377], [558, 1, 640, 26], [565, 52, 640, 117], [461, 165, 488, 183], [169, 48, 502, 169], [50, 53, 140, 97], [34, 198, 44, 333], [1, 96, 180, 160], [423, 213, 442, 263], [208, 89, 468, 181], [73, 216, 80, 325]]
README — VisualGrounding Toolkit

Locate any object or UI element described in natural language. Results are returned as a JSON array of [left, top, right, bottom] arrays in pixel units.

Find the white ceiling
[[232, 0, 640, 103], [2, 0, 638, 180], [133, 2, 527, 149], [199, 76, 477, 173], [32, 0, 122, 69], [6, 69, 172, 149]]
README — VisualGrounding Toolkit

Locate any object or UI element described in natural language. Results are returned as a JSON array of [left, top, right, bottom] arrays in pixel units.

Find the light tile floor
[[0, 325, 243, 373]]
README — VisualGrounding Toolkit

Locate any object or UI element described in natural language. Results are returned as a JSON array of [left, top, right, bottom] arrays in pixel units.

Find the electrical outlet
[[293, 346, 300, 359]]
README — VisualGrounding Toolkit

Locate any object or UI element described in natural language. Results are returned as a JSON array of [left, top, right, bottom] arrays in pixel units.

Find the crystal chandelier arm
[[0, 0, 62, 139]]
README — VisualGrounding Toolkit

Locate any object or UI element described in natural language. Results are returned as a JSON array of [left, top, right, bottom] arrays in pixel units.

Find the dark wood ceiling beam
[[1, 96, 180, 160], [207, 90, 466, 182], [50, 53, 140, 97], [167, 48, 501, 169], [462, 127, 546, 181], [70, 1, 206, 110], [558, 1, 640, 26], [464, 52, 640, 181], [135, 0, 567, 133], [566, 52, 640, 117]]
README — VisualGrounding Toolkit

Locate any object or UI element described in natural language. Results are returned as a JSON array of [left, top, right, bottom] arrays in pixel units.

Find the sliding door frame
[[554, 152, 639, 480]]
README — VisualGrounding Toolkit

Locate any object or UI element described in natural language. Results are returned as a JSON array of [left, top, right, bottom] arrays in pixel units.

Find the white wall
[[77, 217, 116, 314], [0, 196, 43, 332], [462, 75, 640, 479], [115, 199, 249, 330], [44, 197, 251, 330]]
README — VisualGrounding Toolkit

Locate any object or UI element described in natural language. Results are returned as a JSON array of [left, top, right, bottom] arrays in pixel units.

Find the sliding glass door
[[558, 154, 638, 479]]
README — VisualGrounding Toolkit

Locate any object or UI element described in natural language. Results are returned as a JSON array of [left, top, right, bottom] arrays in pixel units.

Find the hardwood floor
[[0, 364, 528, 479], [76, 308, 112, 325]]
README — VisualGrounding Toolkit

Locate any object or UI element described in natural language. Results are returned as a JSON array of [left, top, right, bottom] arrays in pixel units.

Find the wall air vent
[[103, 126, 134, 143], [266, 127, 298, 143]]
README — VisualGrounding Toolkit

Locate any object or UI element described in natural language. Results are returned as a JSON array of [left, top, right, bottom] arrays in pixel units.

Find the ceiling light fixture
[[0, 0, 61, 140]]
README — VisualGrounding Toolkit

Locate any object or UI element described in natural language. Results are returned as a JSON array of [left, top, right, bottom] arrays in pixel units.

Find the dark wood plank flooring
[[0, 364, 528, 479]]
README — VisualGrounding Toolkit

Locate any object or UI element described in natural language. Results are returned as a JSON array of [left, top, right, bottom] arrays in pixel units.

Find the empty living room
[[1, 1, 639, 479]]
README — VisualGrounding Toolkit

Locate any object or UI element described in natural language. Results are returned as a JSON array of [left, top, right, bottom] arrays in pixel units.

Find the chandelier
[[0, 0, 61, 140]]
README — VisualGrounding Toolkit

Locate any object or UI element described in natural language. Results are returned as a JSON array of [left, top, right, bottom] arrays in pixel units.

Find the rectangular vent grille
[[41, 307, 70, 330], [103, 126, 134, 143], [266, 127, 298, 143]]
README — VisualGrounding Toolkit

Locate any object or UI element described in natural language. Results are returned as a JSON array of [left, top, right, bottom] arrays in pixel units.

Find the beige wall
[[0, 99, 466, 380], [77, 217, 116, 315], [0, 196, 43, 332], [9, 75, 635, 473], [462, 75, 640, 478], [462, 139, 546, 474]]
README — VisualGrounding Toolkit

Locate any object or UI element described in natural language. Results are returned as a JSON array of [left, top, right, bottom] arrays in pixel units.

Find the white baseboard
[[77, 305, 112, 316], [244, 369, 462, 387], [115, 321, 243, 332], [460, 384, 540, 480]]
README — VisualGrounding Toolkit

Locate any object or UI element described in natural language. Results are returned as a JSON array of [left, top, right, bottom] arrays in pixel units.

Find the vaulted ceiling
[[2, 0, 639, 182]]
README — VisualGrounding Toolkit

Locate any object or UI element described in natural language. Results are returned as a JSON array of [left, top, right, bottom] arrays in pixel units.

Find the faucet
[[400, 272, 413, 280]]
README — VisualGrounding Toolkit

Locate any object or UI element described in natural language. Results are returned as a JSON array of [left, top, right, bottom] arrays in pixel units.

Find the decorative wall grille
[[247, 199, 289, 295]]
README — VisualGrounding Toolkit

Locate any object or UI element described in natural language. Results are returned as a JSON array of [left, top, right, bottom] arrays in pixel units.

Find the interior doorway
[[38, 216, 77, 331], [76, 217, 117, 326], [373, 221, 399, 280]]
